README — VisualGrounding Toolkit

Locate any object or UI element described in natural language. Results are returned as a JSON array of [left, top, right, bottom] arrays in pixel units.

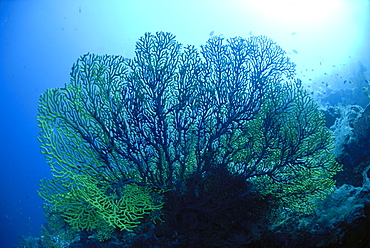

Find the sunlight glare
[[248, 0, 342, 27]]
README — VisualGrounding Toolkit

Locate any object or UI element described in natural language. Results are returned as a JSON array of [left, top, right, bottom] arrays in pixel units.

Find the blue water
[[0, 0, 369, 247]]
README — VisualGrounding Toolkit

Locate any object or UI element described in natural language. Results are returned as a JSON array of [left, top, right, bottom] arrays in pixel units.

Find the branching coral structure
[[37, 32, 341, 240]]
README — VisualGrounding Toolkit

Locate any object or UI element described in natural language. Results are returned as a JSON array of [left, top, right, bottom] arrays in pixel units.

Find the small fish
[[343, 80, 347, 84], [79, 7, 81, 13], [363, 87, 368, 91], [349, 81, 353, 84], [321, 82, 325, 84], [332, 65, 336, 67], [209, 31, 214, 36], [292, 49, 298, 54], [291, 32, 296, 35], [249, 31, 253, 35], [326, 83, 329, 87], [365, 79, 370, 84]]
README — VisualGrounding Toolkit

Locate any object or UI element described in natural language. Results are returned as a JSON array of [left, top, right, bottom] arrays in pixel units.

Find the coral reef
[[31, 32, 342, 246]]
